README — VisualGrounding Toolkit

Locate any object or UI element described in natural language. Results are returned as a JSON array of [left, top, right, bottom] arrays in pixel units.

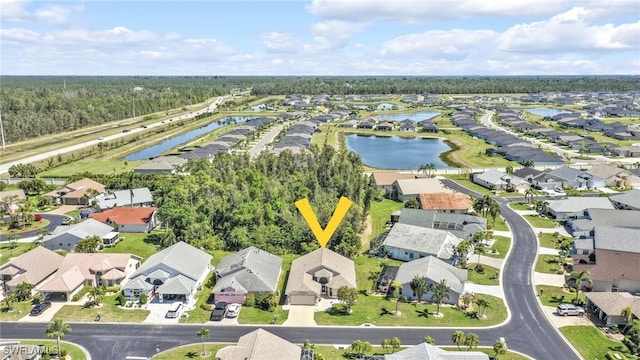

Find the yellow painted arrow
[[295, 196, 353, 248]]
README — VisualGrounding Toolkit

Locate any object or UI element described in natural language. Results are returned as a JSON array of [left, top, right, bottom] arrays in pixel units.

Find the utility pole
[[0, 108, 5, 150]]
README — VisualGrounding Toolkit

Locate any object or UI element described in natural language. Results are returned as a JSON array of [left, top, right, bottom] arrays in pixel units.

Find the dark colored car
[[210, 302, 228, 321], [30, 302, 52, 316]]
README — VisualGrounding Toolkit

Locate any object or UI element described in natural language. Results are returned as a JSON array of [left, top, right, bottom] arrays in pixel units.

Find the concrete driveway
[[20, 301, 67, 322], [283, 305, 316, 326], [143, 302, 181, 324]]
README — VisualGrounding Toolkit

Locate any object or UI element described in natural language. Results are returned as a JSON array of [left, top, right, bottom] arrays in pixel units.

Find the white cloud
[[260, 32, 302, 53], [379, 29, 498, 60], [306, 20, 370, 51], [0, 0, 79, 25]]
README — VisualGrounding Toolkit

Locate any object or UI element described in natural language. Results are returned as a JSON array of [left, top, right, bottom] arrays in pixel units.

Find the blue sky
[[1, 0, 639, 75]]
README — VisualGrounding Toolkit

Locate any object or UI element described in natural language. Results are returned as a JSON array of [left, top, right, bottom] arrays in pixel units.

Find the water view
[[345, 134, 452, 169], [374, 111, 441, 122], [124, 116, 252, 161], [525, 108, 571, 117]]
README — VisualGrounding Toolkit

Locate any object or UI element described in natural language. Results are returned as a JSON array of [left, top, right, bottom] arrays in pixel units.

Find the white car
[[226, 303, 241, 318], [557, 303, 585, 316]]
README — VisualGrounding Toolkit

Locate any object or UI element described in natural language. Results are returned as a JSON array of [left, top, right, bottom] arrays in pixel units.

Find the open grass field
[[101, 232, 161, 262], [20, 340, 88, 360], [368, 198, 403, 240], [560, 326, 638, 360], [536, 285, 585, 307], [53, 293, 149, 322]]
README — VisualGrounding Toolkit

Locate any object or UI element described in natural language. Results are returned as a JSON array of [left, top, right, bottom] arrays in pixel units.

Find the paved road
[[0, 180, 581, 360], [0, 214, 66, 242]]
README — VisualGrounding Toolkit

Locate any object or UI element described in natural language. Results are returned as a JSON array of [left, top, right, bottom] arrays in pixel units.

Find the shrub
[[244, 294, 256, 307], [60, 349, 67, 358], [139, 293, 148, 305], [115, 292, 126, 306], [105, 286, 121, 293], [71, 286, 89, 301], [605, 351, 628, 360], [622, 337, 638, 355], [475, 264, 485, 274], [200, 303, 213, 311], [32, 295, 43, 305]]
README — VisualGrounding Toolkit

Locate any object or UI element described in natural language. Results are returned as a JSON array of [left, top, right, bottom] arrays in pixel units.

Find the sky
[[1, 0, 639, 76]]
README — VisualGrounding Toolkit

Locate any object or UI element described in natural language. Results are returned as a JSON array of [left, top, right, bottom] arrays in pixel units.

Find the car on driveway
[[165, 302, 183, 318], [30, 302, 52, 316], [210, 302, 228, 321], [557, 303, 585, 316], [226, 303, 241, 318]]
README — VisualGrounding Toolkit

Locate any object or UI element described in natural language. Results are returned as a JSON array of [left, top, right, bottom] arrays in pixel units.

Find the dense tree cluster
[[155, 145, 373, 256]]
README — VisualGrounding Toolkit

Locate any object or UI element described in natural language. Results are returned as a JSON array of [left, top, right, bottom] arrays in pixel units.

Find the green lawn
[[0, 219, 49, 236], [314, 293, 506, 327], [369, 198, 403, 241], [0, 299, 33, 320], [38, 158, 145, 176], [442, 177, 493, 196], [441, 347, 532, 360], [20, 340, 87, 360], [539, 232, 573, 249], [467, 264, 500, 286], [237, 306, 289, 325], [0, 242, 33, 265], [523, 215, 558, 229], [483, 235, 511, 259], [509, 201, 533, 211], [536, 285, 585, 307], [154, 343, 230, 360], [54, 293, 149, 322], [560, 326, 638, 360], [180, 272, 216, 324], [354, 256, 403, 293], [535, 254, 565, 274], [101, 232, 161, 262], [315, 345, 398, 360], [490, 215, 509, 232]]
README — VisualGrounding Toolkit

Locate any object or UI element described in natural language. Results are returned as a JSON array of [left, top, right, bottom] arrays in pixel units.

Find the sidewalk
[[534, 272, 566, 287], [465, 283, 504, 299], [474, 255, 504, 269]]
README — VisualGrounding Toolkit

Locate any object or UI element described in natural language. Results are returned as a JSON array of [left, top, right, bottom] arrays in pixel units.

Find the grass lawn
[[237, 306, 289, 325], [0, 242, 33, 265], [101, 232, 161, 262], [441, 347, 532, 360], [509, 201, 533, 211], [20, 340, 87, 360], [442, 177, 493, 196], [560, 326, 637, 360], [535, 254, 565, 274], [467, 264, 500, 286], [354, 255, 403, 293], [369, 198, 403, 240], [54, 293, 149, 322], [0, 219, 49, 236], [490, 215, 509, 232], [536, 285, 585, 307], [523, 215, 558, 229], [180, 272, 216, 324], [539, 232, 573, 249], [314, 293, 506, 327], [484, 235, 511, 259], [0, 299, 34, 320], [154, 343, 230, 360], [316, 345, 398, 360], [38, 158, 146, 176]]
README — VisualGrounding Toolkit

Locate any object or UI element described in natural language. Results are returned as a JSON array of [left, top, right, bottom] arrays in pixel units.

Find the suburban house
[[385, 342, 489, 360], [390, 178, 451, 202], [472, 170, 529, 192], [382, 223, 465, 263], [418, 192, 472, 213], [134, 155, 188, 174], [216, 328, 302, 360], [570, 208, 640, 238], [546, 166, 606, 189], [212, 246, 282, 304], [36, 252, 141, 301], [394, 256, 467, 305], [0, 189, 26, 214], [95, 187, 154, 209], [369, 172, 423, 194], [545, 197, 615, 219], [123, 241, 213, 304], [285, 248, 356, 305], [609, 189, 640, 210], [89, 207, 158, 233], [396, 208, 487, 240], [572, 226, 640, 293], [586, 164, 640, 189], [42, 219, 120, 252], [585, 292, 640, 326], [44, 178, 105, 205], [0, 247, 63, 294]]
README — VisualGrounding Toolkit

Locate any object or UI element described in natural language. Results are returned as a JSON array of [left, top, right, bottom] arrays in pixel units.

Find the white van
[[165, 302, 183, 318]]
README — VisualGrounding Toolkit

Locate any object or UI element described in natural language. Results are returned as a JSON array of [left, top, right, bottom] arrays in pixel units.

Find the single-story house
[[285, 248, 356, 305], [394, 256, 467, 305], [585, 292, 640, 326], [44, 178, 105, 205], [609, 189, 640, 210], [396, 208, 487, 240], [96, 188, 154, 209], [547, 166, 606, 189], [545, 197, 615, 219], [418, 192, 472, 214], [42, 219, 120, 252], [472, 170, 529, 192], [0, 246, 63, 294], [213, 246, 282, 304], [586, 164, 640, 189], [369, 172, 423, 194], [0, 189, 26, 214], [134, 155, 188, 174], [37, 252, 141, 301], [123, 241, 212, 304], [90, 207, 158, 233], [390, 178, 452, 202], [385, 342, 489, 360], [570, 208, 640, 238], [382, 223, 465, 263], [216, 328, 302, 360]]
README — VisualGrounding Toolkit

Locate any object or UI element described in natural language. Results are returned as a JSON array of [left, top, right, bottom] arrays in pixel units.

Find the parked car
[[165, 302, 183, 318], [30, 302, 52, 316], [226, 303, 241, 318], [62, 217, 72, 225], [557, 303, 585, 316], [34, 214, 42, 221], [210, 302, 228, 321]]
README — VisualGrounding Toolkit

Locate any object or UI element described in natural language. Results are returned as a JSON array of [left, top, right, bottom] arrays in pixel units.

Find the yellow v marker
[[295, 196, 353, 248]]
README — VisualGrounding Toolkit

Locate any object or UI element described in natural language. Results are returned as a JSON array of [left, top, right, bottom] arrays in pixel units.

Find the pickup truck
[[210, 302, 228, 321]]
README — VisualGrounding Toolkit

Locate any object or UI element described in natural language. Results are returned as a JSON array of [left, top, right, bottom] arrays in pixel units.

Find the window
[[409, 253, 414, 259]]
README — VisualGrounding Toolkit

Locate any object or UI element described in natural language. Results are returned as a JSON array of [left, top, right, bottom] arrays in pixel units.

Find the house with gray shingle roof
[[570, 208, 640, 238], [213, 247, 282, 304], [383, 223, 465, 263], [123, 241, 212, 304], [547, 166, 606, 189], [609, 189, 640, 210], [396, 208, 486, 240], [472, 169, 529, 191], [96, 188, 154, 210], [385, 342, 489, 360], [545, 197, 615, 219], [42, 219, 119, 252], [134, 155, 187, 174], [394, 256, 467, 305]]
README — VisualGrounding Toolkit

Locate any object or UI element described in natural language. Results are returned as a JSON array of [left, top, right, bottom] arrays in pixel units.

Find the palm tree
[[451, 330, 466, 351], [45, 319, 72, 359], [475, 298, 491, 318], [493, 338, 508, 358], [409, 275, 428, 303], [505, 165, 513, 175], [430, 279, 450, 315], [567, 270, 593, 303], [488, 200, 501, 227], [4, 293, 18, 310], [15, 282, 35, 301], [424, 336, 436, 345], [390, 280, 402, 315], [465, 332, 480, 351], [88, 285, 106, 306], [460, 293, 475, 310], [523, 160, 535, 168], [381, 338, 390, 353], [524, 188, 535, 204], [555, 238, 572, 268], [196, 327, 210, 356], [621, 306, 634, 332]]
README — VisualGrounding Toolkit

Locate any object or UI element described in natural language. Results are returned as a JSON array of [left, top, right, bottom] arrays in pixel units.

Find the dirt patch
[[360, 215, 373, 252]]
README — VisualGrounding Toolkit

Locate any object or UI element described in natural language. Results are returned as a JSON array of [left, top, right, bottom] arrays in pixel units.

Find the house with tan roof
[[369, 172, 423, 194], [390, 178, 451, 202], [418, 192, 471, 214], [45, 178, 105, 205], [216, 328, 301, 360], [36, 252, 140, 301], [586, 164, 640, 189], [285, 248, 356, 305], [0, 189, 26, 214], [90, 207, 158, 233], [0, 247, 63, 294], [585, 292, 640, 326]]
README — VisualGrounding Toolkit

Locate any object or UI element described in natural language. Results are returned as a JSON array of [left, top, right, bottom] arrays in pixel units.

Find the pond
[[377, 103, 394, 110], [344, 134, 453, 169], [124, 116, 252, 161], [525, 108, 572, 117], [374, 111, 441, 122]]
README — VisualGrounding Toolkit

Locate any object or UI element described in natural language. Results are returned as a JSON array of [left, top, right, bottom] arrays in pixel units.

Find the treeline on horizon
[[1, 75, 638, 143]]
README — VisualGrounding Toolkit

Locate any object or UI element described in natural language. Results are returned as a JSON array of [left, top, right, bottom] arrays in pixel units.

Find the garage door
[[289, 295, 316, 305], [215, 293, 245, 305]]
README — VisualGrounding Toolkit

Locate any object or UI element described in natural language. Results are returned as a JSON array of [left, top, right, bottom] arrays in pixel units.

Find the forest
[[1, 75, 638, 143]]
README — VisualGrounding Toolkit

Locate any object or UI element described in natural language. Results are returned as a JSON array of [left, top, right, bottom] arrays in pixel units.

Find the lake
[[374, 111, 441, 122], [124, 116, 252, 161], [344, 134, 452, 169], [525, 108, 571, 117]]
